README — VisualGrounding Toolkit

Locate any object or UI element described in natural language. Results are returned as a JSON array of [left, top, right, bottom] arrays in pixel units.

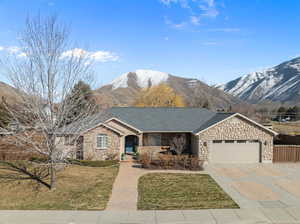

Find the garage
[[209, 140, 261, 163]]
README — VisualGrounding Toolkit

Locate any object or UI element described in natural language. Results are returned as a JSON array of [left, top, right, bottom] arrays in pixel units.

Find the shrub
[[138, 152, 203, 170], [69, 159, 119, 167], [105, 152, 118, 160], [121, 153, 125, 161], [29, 156, 48, 163], [139, 152, 151, 168], [0, 151, 41, 161]]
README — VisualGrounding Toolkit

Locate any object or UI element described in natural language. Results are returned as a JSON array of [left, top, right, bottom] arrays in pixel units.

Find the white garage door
[[209, 140, 260, 163]]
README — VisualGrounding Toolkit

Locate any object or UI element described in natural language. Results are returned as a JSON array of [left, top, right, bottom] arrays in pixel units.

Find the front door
[[125, 135, 138, 154], [76, 136, 84, 160]]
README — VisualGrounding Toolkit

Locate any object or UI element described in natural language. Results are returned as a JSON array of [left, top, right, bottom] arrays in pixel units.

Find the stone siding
[[197, 116, 274, 163], [191, 134, 199, 156], [55, 136, 77, 159], [82, 125, 121, 160]]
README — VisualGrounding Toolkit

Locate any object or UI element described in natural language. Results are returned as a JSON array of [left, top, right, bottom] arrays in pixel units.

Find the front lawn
[[0, 164, 119, 210], [138, 173, 239, 210]]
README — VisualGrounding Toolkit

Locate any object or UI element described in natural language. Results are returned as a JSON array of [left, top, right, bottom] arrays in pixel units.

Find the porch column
[[138, 133, 143, 146], [119, 135, 125, 159]]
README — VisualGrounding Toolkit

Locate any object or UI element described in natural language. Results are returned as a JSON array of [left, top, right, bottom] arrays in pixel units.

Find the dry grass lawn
[[0, 165, 119, 210], [272, 121, 300, 135], [138, 173, 239, 210]]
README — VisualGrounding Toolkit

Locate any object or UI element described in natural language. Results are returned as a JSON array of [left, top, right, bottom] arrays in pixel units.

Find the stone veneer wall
[[82, 125, 120, 160], [197, 116, 274, 163], [55, 136, 77, 159]]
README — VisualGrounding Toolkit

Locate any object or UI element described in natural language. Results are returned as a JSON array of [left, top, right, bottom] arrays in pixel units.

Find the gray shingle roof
[[59, 107, 235, 135]]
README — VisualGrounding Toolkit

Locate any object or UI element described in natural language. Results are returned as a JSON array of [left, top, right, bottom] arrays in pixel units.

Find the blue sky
[[0, 0, 300, 86]]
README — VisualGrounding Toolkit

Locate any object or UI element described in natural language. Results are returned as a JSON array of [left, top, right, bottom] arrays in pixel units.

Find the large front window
[[148, 134, 161, 146], [97, 134, 109, 149]]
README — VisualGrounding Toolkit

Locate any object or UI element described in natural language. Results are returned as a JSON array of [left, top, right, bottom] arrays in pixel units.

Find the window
[[64, 136, 75, 146], [224, 140, 235, 143], [148, 134, 161, 146], [212, 140, 222, 143], [97, 134, 109, 149], [237, 140, 247, 143]]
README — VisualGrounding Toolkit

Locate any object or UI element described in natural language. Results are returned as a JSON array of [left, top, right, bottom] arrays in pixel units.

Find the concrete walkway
[[106, 161, 206, 211], [106, 162, 143, 210], [1, 208, 300, 224]]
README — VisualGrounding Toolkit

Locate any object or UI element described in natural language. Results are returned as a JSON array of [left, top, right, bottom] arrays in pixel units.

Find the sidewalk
[[1, 208, 300, 224]]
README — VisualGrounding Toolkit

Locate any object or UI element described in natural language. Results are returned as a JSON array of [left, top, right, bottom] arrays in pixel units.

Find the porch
[[124, 133, 194, 156]]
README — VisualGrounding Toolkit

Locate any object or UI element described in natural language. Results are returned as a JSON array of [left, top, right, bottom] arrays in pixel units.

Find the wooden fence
[[273, 145, 300, 162]]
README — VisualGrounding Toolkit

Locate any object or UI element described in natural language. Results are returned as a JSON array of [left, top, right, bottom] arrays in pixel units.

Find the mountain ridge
[[217, 57, 300, 104], [93, 69, 243, 109]]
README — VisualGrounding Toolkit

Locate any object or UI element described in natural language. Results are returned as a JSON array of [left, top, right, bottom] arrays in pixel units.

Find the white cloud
[[198, 0, 218, 18], [90, 51, 119, 62], [61, 48, 119, 63], [160, 0, 220, 27], [6, 46, 21, 54], [17, 52, 27, 58], [173, 22, 186, 29], [0, 46, 26, 57], [160, 0, 178, 6], [164, 17, 186, 29], [190, 16, 201, 25]]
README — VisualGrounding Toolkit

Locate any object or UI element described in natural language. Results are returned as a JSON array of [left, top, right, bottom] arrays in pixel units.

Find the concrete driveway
[[206, 163, 300, 209]]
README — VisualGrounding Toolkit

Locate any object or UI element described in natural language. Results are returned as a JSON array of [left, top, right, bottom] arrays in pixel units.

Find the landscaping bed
[[138, 173, 239, 210], [0, 165, 119, 210], [138, 153, 203, 171]]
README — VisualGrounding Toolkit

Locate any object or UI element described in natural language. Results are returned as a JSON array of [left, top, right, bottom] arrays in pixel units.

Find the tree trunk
[[50, 160, 57, 190], [49, 135, 57, 191]]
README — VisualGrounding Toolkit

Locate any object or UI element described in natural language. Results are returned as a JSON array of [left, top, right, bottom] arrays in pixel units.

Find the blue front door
[[125, 135, 138, 154], [125, 145, 134, 153]]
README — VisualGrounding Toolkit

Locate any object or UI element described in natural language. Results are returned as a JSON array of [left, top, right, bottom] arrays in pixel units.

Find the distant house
[[58, 107, 277, 163]]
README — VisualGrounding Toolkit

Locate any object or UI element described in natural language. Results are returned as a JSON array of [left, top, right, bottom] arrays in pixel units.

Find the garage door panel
[[210, 141, 260, 163]]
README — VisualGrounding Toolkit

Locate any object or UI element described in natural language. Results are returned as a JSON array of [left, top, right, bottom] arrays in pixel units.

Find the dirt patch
[[275, 179, 300, 198], [232, 181, 279, 200], [213, 167, 248, 179]]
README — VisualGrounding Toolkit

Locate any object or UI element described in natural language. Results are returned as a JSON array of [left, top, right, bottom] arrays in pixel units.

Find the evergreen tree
[[293, 106, 300, 120], [64, 81, 95, 125], [277, 106, 287, 120], [0, 102, 11, 128], [202, 99, 211, 109]]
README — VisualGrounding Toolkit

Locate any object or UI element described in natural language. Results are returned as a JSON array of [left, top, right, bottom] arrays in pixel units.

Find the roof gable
[[194, 113, 278, 135]]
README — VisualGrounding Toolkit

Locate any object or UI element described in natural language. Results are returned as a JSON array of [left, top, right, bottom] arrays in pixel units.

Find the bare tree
[[170, 134, 186, 155], [0, 15, 97, 190]]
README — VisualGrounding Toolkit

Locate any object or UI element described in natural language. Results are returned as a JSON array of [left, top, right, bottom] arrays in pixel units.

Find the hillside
[[0, 81, 21, 104], [217, 57, 300, 104], [93, 69, 243, 109]]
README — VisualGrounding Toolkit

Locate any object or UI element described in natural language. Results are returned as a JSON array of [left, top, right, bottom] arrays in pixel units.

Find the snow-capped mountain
[[110, 69, 169, 89], [94, 69, 242, 109], [217, 57, 300, 103]]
